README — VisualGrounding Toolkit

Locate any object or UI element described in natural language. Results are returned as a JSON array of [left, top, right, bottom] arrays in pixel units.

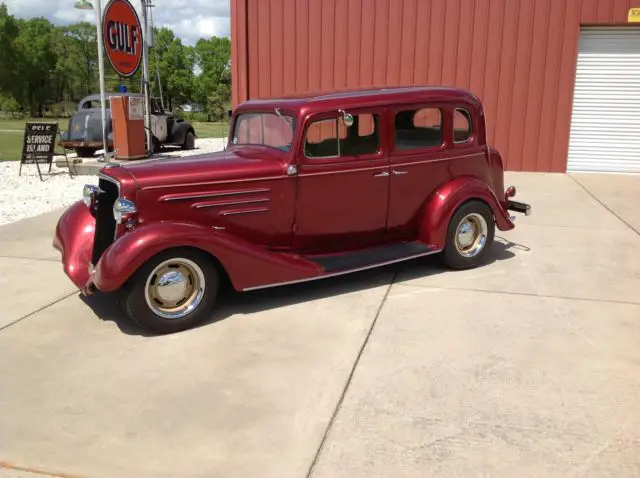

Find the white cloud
[[2, 0, 230, 44]]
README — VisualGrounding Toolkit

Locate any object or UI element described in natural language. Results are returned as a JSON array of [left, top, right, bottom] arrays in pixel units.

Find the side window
[[394, 108, 443, 151], [305, 113, 380, 159], [454, 108, 472, 143]]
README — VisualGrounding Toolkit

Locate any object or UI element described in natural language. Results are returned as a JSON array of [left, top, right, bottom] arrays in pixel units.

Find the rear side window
[[394, 108, 443, 151], [305, 113, 380, 158], [454, 108, 472, 143]]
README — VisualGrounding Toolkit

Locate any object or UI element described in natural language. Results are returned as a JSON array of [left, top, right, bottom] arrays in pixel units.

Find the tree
[[0, 4, 21, 105], [13, 18, 59, 115], [149, 27, 194, 111], [64, 22, 98, 97], [193, 36, 231, 120]]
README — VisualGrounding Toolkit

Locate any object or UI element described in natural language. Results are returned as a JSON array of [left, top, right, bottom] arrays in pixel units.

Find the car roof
[[236, 86, 481, 116]]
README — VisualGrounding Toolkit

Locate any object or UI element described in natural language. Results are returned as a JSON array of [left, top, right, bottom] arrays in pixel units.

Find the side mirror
[[339, 109, 354, 128], [227, 109, 233, 119]]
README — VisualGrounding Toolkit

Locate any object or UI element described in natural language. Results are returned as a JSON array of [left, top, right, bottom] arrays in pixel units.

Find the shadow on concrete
[[80, 237, 524, 337]]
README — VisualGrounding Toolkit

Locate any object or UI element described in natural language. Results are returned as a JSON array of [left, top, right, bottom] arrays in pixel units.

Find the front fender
[[91, 221, 319, 292], [53, 200, 96, 289], [418, 176, 514, 249]]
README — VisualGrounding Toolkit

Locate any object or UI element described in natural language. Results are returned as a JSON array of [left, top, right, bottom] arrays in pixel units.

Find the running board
[[309, 241, 438, 273]]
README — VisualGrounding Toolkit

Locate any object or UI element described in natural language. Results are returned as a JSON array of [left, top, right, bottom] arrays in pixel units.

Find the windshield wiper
[[274, 107, 291, 128]]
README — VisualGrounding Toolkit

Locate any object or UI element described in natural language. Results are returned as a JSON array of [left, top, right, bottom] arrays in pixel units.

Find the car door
[[386, 103, 454, 239], [292, 108, 390, 253]]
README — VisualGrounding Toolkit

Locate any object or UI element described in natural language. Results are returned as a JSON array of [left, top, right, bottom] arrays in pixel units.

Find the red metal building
[[231, 0, 640, 173]]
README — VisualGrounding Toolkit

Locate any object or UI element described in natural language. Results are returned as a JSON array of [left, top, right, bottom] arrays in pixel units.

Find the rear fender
[[418, 175, 514, 249], [91, 222, 320, 292]]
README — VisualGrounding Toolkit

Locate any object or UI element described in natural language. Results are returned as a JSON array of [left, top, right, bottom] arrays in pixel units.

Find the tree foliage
[[0, 3, 231, 119]]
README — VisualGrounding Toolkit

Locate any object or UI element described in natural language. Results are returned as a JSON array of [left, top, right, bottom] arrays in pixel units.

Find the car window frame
[[390, 103, 448, 156], [453, 107, 474, 146], [300, 107, 386, 165], [230, 108, 298, 153]]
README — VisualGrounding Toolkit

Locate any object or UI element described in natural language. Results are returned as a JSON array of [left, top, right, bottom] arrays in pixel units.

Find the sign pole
[[95, 0, 109, 163], [141, 0, 152, 157]]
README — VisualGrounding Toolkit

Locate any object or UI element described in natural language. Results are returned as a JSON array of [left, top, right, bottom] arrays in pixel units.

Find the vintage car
[[59, 92, 196, 158], [53, 86, 531, 334]]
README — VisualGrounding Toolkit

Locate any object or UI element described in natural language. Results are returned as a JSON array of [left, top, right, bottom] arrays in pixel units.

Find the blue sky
[[2, 0, 231, 45]]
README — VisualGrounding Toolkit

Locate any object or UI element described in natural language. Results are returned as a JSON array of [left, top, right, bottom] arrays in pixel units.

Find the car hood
[[115, 146, 290, 190]]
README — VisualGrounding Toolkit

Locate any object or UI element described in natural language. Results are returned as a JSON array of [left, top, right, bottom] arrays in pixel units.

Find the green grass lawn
[[0, 118, 228, 161], [191, 121, 230, 139]]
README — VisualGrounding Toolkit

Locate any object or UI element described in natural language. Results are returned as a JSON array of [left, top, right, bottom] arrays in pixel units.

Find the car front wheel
[[123, 249, 219, 334], [442, 200, 495, 270]]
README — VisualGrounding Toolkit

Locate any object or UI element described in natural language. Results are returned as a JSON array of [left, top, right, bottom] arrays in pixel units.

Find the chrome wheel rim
[[455, 213, 488, 258], [144, 258, 205, 320]]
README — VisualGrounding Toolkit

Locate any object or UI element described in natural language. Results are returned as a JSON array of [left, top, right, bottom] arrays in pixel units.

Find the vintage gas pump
[[110, 95, 147, 160]]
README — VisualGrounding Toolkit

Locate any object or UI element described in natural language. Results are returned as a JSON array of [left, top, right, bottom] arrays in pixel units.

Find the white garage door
[[567, 27, 640, 173]]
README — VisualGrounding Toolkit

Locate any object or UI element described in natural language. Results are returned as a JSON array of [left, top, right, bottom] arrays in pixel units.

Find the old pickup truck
[[53, 86, 531, 334], [59, 92, 196, 158]]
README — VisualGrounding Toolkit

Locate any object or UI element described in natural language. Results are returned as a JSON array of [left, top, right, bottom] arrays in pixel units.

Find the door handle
[[392, 169, 408, 175], [374, 171, 390, 177]]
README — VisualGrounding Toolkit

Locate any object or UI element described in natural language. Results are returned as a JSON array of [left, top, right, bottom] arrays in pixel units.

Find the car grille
[[91, 177, 119, 265]]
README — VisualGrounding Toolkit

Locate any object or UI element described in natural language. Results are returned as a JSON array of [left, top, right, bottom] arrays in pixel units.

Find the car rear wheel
[[442, 200, 495, 270], [123, 248, 219, 334], [182, 131, 195, 150], [75, 147, 96, 158]]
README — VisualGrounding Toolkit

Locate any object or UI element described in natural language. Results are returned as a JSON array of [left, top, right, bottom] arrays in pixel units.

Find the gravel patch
[[0, 137, 226, 226]]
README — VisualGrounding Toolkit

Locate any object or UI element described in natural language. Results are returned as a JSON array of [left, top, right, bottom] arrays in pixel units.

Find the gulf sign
[[103, 0, 142, 77]]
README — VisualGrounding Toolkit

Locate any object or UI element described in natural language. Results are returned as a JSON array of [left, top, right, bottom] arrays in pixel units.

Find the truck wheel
[[442, 200, 495, 270], [152, 136, 162, 153], [123, 248, 219, 334], [75, 147, 96, 158], [182, 131, 195, 150]]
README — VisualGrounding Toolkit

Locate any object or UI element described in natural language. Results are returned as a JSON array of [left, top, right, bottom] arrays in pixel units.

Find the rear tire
[[75, 147, 96, 158], [123, 248, 219, 334], [442, 200, 495, 270], [182, 131, 195, 150]]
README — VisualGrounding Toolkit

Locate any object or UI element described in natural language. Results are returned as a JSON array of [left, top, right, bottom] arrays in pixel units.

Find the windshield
[[231, 111, 295, 151]]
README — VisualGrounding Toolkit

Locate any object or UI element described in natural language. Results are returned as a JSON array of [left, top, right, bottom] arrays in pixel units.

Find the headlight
[[113, 198, 137, 224], [83, 184, 98, 206]]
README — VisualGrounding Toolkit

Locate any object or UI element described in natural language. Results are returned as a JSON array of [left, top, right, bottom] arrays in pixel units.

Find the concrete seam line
[[305, 272, 398, 478], [394, 283, 640, 306], [0, 291, 78, 333], [0, 460, 84, 478], [569, 174, 640, 236], [0, 255, 59, 262]]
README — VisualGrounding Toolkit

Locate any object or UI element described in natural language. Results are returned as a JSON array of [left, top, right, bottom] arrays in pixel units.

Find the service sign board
[[21, 123, 57, 165], [103, 0, 143, 77]]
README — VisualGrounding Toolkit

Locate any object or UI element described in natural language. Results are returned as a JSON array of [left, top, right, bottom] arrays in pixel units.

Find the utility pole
[[140, 0, 152, 155], [74, 0, 109, 162]]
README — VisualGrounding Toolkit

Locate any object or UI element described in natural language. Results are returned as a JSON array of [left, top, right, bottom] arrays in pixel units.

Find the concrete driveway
[[0, 172, 639, 478]]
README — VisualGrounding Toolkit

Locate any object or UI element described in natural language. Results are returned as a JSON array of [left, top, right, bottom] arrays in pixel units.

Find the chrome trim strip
[[299, 165, 388, 178], [142, 176, 286, 191], [161, 188, 271, 202], [391, 152, 482, 168], [297, 152, 483, 178], [241, 248, 442, 291], [194, 198, 270, 209], [219, 208, 269, 216]]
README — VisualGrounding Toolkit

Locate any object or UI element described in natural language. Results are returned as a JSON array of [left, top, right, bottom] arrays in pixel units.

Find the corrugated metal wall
[[231, 0, 638, 172]]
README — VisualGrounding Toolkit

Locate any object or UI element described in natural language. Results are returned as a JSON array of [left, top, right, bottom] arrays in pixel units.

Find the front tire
[[442, 200, 495, 270], [182, 131, 195, 150], [123, 248, 219, 334]]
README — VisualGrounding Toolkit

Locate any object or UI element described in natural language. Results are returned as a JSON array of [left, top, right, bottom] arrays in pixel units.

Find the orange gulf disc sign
[[103, 0, 143, 77]]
